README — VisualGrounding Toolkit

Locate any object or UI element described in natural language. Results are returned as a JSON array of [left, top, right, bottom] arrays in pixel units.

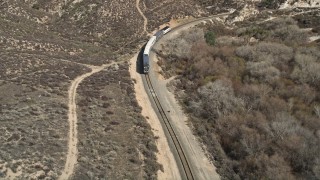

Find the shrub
[[32, 3, 40, 10], [240, 153, 294, 179], [246, 61, 280, 83], [157, 17, 320, 180], [291, 52, 320, 87], [259, 0, 278, 8], [197, 79, 244, 118], [181, 28, 205, 44], [236, 42, 293, 64], [205, 31, 216, 46], [158, 28, 204, 59]]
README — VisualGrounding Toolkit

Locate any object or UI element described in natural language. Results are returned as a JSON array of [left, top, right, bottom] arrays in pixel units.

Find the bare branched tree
[[315, 105, 320, 118]]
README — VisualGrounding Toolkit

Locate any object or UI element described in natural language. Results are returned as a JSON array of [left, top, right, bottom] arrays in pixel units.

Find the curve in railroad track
[[142, 13, 231, 180]]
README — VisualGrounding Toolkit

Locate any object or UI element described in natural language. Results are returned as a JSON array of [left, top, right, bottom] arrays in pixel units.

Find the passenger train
[[143, 26, 171, 74]]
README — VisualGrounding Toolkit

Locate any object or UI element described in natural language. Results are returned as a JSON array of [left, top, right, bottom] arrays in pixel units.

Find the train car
[[155, 31, 163, 39], [142, 26, 171, 74], [162, 26, 171, 34], [143, 36, 157, 73]]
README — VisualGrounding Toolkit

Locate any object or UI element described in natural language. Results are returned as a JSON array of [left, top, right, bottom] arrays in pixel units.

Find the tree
[[197, 79, 244, 118], [315, 105, 320, 118], [205, 31, 216, 46]]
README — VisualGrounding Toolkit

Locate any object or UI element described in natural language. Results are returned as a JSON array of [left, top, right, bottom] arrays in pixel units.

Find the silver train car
[[143, 36, 156, 73], [143, 26, 171, 74]]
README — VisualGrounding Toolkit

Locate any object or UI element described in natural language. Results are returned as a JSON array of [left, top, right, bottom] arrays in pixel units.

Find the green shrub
[[205, 31, 216, 46], [260, 0, 275, 8]]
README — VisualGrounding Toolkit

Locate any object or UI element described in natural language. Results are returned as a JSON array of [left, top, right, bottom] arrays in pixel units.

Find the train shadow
[[136, 44, 146, 74]]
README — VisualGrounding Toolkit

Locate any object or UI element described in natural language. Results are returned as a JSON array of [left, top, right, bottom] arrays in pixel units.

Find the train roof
[[155, 31, 162, 37], [144, 36, 156, 55], [162, 26, 170, 30]]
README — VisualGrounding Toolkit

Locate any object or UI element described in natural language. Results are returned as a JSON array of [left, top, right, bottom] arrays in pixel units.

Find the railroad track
[[144, 74, 194, 180]]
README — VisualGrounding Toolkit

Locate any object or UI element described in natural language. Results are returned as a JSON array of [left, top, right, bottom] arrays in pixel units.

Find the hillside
[[0, 0, 205, 178], [155, 4, 320, 179], [0, 0, 319, 179]]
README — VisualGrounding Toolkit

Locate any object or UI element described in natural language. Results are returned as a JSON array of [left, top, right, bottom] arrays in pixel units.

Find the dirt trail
[[129, 54, 181, 180], [136, 0, 148, 35], [59, 62, 116, 180]]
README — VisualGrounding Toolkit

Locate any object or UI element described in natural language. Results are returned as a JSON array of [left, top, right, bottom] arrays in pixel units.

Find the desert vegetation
[[258, 0, 286, 9], [141, 0, 201, 30], [75, 62, 161, 179], [0, 52, 90, 179], [142, 0, 268, 30], [0, 0, 160, 178], [1, 0, 319, 179], [156, 17, 320, 179], [1, 0, 210, 178]]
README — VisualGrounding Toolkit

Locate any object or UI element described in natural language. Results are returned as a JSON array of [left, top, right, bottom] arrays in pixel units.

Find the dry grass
[[75, 63, 160, 179]]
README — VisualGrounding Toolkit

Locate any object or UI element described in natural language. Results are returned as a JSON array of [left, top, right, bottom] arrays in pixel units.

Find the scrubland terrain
[[142, 0, 264, 30], [74, 62, 160, 179], [0, 0, 152, 178], [1, 0, 319, 179], [155, 11, 320, 179], [0, 0, 205, 178], [0, 1, 93, 178]]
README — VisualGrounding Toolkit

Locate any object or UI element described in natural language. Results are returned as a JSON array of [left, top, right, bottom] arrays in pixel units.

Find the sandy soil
[[1, 162, 22, 180], [59, 63, 115, 180], [309, 35, 320, 42], [129, 54, 181, 180], [280, 0, 320, 9]]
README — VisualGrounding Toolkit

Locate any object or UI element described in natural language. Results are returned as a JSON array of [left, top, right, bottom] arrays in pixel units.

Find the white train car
[[162, 26, 171, 34], [143, 36, 157, 73], [143, 26, 171, 74], [144, 36, 156, 55]]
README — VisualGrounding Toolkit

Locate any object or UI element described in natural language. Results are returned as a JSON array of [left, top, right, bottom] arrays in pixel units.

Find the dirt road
[[59, 63, 115, 180], [136, 0, 148, 35]]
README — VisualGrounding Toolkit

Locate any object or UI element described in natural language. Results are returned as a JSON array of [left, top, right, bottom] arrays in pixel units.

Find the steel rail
[[145, 74, 194, 180], [142, 13, 232, 179]]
